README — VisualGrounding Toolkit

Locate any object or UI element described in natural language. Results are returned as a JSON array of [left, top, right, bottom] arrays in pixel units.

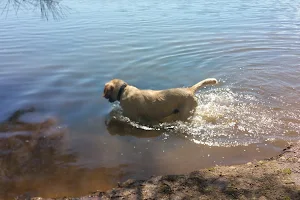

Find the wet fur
[[103, 78, 218, 123]]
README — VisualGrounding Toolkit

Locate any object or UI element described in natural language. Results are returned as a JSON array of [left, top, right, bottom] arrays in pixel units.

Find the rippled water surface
[[0, 0, 300, 199]]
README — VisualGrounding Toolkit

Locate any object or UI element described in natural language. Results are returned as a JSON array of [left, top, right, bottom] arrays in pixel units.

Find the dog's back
[[120, 87, 197, 122]]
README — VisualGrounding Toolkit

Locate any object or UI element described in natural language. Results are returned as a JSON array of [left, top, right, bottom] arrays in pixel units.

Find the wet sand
[[30, 141, 300, 200]]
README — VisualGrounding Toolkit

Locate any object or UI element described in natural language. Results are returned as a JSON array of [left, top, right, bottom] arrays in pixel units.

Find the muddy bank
[[29, 141, 300, 200]]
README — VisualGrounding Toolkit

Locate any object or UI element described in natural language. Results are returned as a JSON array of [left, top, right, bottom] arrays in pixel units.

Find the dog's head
[[103, 79, 127, 103]]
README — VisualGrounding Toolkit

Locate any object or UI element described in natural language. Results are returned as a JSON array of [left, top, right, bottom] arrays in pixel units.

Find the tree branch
[[0, 0, 70, 19]]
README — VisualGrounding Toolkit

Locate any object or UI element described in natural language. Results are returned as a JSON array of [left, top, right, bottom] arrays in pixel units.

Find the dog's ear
[[103, 84, 115, 99]]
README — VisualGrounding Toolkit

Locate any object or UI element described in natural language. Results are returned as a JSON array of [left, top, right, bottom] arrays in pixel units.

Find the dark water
[[0, 0, 300, 199]]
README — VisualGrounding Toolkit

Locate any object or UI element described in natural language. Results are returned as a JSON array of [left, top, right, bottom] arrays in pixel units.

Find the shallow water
[[0, 0, 300, 198]]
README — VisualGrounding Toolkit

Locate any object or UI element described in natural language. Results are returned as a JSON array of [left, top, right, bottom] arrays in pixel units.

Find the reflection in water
[[1, 0, 67, 19], [106, 107, 166, 138], [107, 118, 163, 138]]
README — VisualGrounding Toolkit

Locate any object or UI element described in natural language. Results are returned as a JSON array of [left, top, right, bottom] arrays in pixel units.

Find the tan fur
[[103, 78, 218, 123]]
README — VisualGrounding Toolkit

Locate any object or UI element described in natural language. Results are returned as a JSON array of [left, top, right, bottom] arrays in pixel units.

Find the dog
[[103, 78, 218, 123]]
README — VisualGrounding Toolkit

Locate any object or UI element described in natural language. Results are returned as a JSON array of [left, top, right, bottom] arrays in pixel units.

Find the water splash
[[176, 87, 300, 146], [108, 88, 300, 147]]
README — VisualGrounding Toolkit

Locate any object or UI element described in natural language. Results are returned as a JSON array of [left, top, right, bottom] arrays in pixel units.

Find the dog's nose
[[103, 93, 110, 99]]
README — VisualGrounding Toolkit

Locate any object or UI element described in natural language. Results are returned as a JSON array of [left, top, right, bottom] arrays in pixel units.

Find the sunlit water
[[0, 0, 300, 199]]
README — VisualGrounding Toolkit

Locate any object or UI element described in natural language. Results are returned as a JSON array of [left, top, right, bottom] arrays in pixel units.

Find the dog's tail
[[189, 78, 218, 93]]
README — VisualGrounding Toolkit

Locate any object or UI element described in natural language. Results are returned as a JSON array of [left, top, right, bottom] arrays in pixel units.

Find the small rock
[[239, 195, 248, 200], [258, 161, 264, 164], [258, 196, 267, 200], [279, 156, 286, 161], [246, 162, 252, 165]]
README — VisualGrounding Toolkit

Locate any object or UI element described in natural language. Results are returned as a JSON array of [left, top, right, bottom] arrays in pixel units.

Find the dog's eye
[[109, 85, 114, 92]]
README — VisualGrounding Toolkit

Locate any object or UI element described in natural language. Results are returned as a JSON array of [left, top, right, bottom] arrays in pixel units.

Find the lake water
[[0, 0, 299, 199]]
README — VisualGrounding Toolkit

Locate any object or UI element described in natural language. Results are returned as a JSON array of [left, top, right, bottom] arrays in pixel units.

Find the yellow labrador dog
[[103, 78, 218, 123]]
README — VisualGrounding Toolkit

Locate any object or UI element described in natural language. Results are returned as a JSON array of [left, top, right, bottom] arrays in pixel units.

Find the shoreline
[[31, 141, 300, 200]]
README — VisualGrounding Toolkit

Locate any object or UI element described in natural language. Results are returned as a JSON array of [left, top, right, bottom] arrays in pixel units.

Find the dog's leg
[[160, 109, 180, 123]]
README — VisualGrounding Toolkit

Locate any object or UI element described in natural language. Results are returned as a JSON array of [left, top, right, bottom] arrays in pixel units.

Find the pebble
[[258, 196, 267, 200], [279, 156, 286, 161], [258, 161, 264, 164]]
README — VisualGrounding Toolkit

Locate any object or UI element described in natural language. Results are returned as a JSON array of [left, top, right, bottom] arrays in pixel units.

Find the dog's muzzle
[[108, 97, 115, 103]]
